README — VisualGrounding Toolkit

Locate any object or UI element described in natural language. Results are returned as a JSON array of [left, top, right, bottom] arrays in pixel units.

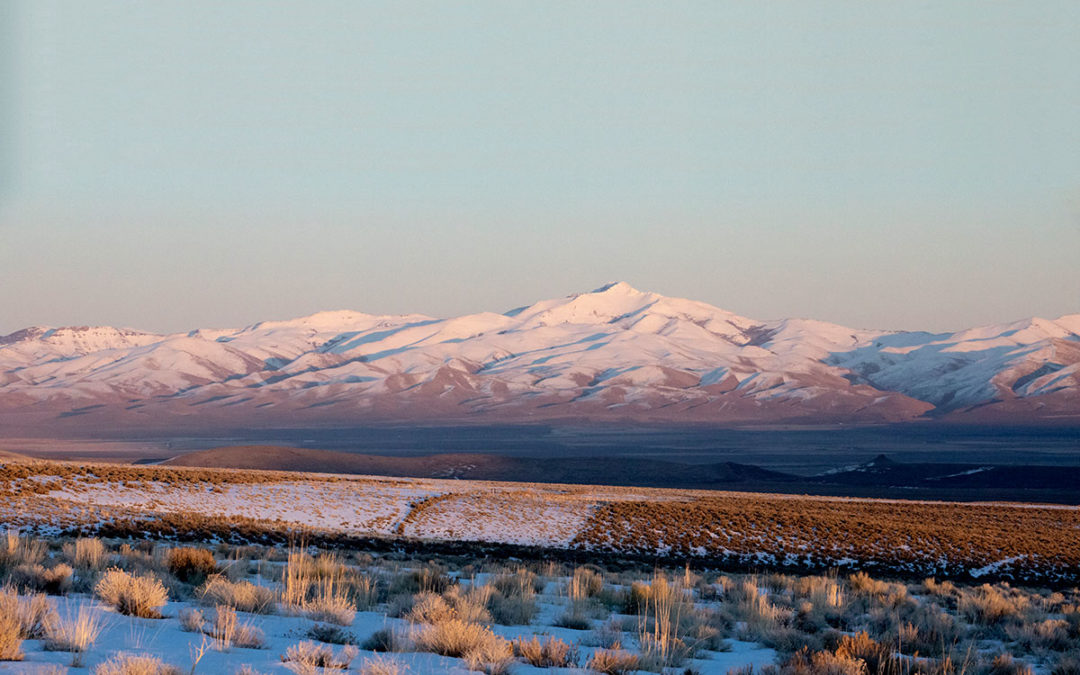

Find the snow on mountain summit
[[1, 285, 1076, 427]]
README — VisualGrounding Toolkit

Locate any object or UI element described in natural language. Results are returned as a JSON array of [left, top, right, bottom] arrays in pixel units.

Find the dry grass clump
[[178, 607, 205, 632], [388, 564, 452, 595], [408, 610, 515, 674], [7, 562, 74, 595], [198, 575, 276, 614], [357, 655, 406, 675], [512, 635, 577, 667], [566, 566, 604, 601], [848, 572, 910, 611], [587, 645, 641, 675], [1005, 619, 1071, 653], [769, 645, 869, 675], [463, 634, 515, 675], [406, 591, 457, 624], [93, 653, 183, 675], [729, 578, 798, 649], [405, 584, 497, 625], [987, 653, 1035, 675], [630, 572, 695, 669], [64, 537, 108, 571], [885, 604, 964, 656], [165, 547, 218, 585], [282, 550, 356, 625], [412, 616, 510, 659], [795, 576, 846, 613], [832, 632, 898, 675], [0, 586, 57, 641], [488, 568, 539, 624], [0, 530, 46, 573], [0, 609, 24, 661], [492, 567, 543, 597], [348, 572, 380, 610], [446, 584, 496, 623], [42, 601, 105, 666], [556, 567, 614, 630], [95, 568, 169, 618], [922, 578, 958, 602], [488, 588, 538, 625], [282, 640, 358, 673], [958, 584, 1031, 625], [208, 605, 266, 650]]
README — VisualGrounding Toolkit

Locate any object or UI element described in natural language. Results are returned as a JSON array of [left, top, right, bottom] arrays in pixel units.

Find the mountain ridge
[[1, 283, 1077, 430]]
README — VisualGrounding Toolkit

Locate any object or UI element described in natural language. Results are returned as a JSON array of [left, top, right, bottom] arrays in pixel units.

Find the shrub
[[362, 627, 411, 653], [166, 547, 218, 585], [587, 646, 640, 675], [93, 653, 183, 675], [463, 634, 514, 675], [492, 568, 541, 598], [513, 635, 577, 667], [357, 655, 405, 675], [197, 576, 276, 614], [42, 602, 105, 666], [412, 617, 509, 659], [774, 646, 867, 675], [1006, 619, 1070, 653], [988, 654, 1034, 675], [282, 641, 358, 672], [178, 607, 205, 632], [306, 622, 357, 645], [444, 584, 494, 624], [8, 563, 75, 595], [406, 592, 456, 624], [556, 606, 594, 630], [959, 585, 1030, 625], [489, 590, 537, 625], [304, 591, 356, 626], [1051, 653, 1080, 675], [95, 568, 168, 618], [388, 565, 452, 595], [0, 611, 23, 661], [834, 632, 895, 675]]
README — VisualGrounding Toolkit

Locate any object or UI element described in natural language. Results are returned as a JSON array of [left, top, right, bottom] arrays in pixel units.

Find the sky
[[1, 1, 1078, 334]]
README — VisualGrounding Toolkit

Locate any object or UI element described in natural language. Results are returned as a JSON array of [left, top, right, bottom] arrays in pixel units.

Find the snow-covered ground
[[0, 558, 778, 675]]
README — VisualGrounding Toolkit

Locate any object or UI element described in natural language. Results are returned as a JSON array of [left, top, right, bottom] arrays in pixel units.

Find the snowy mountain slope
[[0, 283, 1076, 429]]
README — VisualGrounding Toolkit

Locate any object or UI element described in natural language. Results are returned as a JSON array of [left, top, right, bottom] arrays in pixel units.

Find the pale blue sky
[[2, 1, 1078, 334]]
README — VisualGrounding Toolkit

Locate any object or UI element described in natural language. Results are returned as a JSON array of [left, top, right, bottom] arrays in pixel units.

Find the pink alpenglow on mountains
[[1, 283, 1078, 431]]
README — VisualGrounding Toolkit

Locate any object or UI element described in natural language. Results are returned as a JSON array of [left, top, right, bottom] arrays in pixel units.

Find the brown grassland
[[0, 458, 1078, 585]]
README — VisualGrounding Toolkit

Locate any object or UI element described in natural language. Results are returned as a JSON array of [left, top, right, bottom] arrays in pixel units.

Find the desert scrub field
[[0, 531, 1077, 674], [1, 459, 1077, 585]]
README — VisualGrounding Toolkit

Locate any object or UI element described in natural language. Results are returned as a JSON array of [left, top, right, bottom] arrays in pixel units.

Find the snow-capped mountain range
[[2, 282, 1078, 431]]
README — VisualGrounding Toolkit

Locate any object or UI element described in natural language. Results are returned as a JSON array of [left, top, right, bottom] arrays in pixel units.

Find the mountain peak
[[590, 281, 642, 295]]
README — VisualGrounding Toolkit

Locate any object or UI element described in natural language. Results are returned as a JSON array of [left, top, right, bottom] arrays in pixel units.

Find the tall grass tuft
[[63, 538, 108, 572], [43, 601, 105, 666]]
